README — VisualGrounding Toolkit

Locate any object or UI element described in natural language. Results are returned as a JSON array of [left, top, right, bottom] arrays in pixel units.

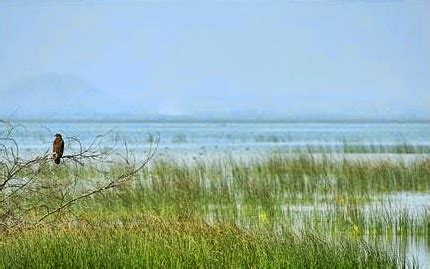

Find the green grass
[[251, 139, 430, 154], [304, 142, 430, 154], [1, 153, 429, 267], [0, 218, 404, 268]]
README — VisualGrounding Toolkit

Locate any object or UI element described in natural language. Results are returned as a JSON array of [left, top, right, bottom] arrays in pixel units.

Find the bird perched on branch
[[52, 133, 64, 164]]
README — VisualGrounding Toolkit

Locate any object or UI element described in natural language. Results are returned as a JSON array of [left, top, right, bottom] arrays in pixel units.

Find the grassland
[[1, 153, 429, 268]]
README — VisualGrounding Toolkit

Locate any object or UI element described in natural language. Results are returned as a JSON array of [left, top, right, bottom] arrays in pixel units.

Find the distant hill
[[0, 73, 109, 117], [0, 74, 428, 122]]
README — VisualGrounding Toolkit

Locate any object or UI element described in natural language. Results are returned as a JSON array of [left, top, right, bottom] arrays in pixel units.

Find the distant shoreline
[[2, 116, 430, 124]]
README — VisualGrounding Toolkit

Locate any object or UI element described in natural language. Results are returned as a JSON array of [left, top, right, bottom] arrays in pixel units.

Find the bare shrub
[[0, 120, 158, 230]]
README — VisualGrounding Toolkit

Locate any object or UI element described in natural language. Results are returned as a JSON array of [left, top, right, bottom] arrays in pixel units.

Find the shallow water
[[203, 192, 430, 266], [4, 120, 430, 155], [284, 192, 430, 267]]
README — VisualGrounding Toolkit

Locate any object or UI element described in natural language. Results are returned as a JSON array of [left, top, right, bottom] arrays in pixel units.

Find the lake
[[6, 120, 430, 155]]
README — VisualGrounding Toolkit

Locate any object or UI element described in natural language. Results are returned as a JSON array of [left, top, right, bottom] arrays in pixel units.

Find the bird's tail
[[54, 158, 60, 164]]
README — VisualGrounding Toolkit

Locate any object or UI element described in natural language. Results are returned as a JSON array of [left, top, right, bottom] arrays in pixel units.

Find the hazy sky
[[0, 1, 429, 118]]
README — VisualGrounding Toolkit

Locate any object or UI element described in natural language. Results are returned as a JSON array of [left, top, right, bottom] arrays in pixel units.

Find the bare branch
[[1, 120, 159, 230]]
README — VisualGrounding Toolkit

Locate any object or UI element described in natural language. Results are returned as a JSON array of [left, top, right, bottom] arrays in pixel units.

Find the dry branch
[[0, 120, 159, 230]]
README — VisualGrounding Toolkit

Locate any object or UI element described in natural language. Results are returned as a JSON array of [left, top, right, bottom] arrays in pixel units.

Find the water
[[283, 192, 430, 266], [4, 120, 430, 155]]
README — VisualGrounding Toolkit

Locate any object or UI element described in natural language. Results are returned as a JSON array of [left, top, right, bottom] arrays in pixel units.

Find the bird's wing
[[53, 138, 60, 153], [59, 139, 64, 157]]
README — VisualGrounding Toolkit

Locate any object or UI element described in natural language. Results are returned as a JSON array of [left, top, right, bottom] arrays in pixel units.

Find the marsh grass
[[1, 153, 429, 267], [1, 217, 404, 268], [249, 138, 430, 154], [4, 154, 428, 224], [306, 142, 430, 154]]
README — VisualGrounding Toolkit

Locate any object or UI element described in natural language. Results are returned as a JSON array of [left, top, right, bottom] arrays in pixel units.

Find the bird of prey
[[52, 133, 64, 164]]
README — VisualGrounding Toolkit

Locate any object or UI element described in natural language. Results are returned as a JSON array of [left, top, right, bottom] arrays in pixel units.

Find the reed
[[1, 153, 428, 267], [0, 217, 404, 268]]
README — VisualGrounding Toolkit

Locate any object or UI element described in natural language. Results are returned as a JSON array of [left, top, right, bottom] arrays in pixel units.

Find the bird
[[52, 133, 64, 164]]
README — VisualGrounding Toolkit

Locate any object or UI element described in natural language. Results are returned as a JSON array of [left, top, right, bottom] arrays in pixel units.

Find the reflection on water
[[205, 192, 430, 266], [286, 192, 430, 267]]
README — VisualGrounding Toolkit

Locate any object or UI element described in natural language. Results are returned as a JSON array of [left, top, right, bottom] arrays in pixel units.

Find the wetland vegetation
[[1, 150, 429, 268]]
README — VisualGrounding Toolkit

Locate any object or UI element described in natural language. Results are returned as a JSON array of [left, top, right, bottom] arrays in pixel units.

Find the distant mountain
[[0, 74, 428, 122], [0, 73, 109, 117]]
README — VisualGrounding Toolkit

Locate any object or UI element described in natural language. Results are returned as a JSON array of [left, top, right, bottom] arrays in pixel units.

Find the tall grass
[[1, 153, 428, 267], [0, 218, 404, 268]]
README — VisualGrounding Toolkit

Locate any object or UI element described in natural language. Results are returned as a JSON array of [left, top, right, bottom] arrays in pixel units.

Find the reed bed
[[1, 153, 429, 267], [1, 217, 405, 268]]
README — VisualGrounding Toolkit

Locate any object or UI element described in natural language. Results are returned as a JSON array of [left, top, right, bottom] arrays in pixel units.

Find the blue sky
[[0, 1, 429, 118]]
